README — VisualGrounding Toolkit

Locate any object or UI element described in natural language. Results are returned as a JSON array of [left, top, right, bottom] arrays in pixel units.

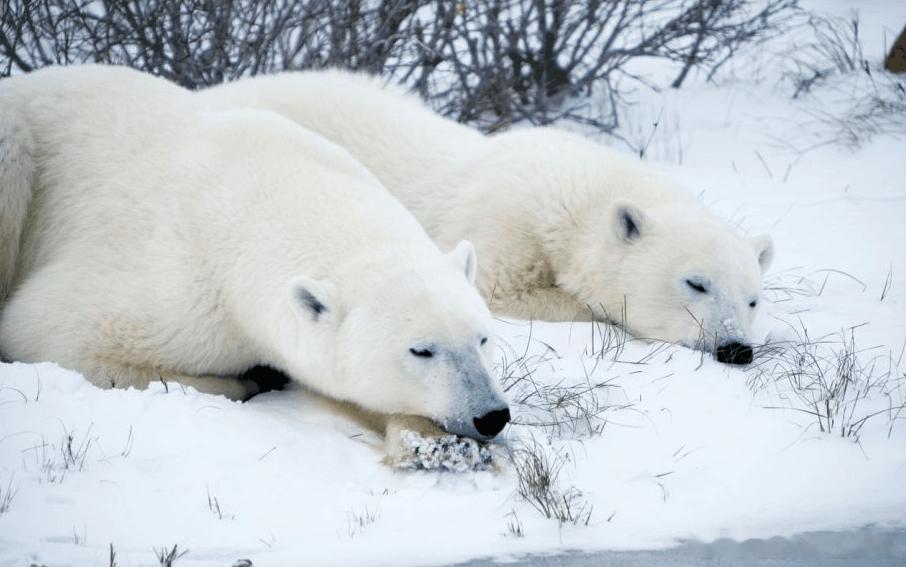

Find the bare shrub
[[400, 0, 799, 131], [1, 0, 798, 132]]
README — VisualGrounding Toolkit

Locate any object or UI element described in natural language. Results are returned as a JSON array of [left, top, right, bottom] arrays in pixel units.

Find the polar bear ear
[[748, 234, 775, 273], [447, 240, 478, 285], [289, 276, 338, 323], [614, 201, 645, 243]]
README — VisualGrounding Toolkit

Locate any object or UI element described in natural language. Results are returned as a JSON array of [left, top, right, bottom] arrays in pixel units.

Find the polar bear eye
[[480, 337, 488, 346], [749, 300, 758, 308], [686, 279, 708, 294], [409, 347, 434, 358]]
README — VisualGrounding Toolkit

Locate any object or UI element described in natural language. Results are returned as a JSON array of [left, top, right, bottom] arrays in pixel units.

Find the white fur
[[200, 71, 775, 352], [0, 65, 507, 439]]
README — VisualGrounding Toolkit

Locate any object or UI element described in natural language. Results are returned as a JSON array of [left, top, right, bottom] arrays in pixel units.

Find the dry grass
[[20, 424, 98, 484], [61, 424, 95, 471], [207, 488, 235, 521], [763, 267, 868, 305], [509, 436, 592, 528], [155, 544, 188, 567], [505, 508, 525, 538], [784, 12, 865, 99], [822, 78, 906, 148], [346, 505, 380, 538], [748, 323, 906, 443], [495, 321, 639, 438], [0, 474, 16, 515], [778, 11, 906, 148]]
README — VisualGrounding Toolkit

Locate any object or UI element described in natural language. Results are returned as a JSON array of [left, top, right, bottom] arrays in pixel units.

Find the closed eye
[[409, 347, 434, 358], [686, 279, 708, 294]]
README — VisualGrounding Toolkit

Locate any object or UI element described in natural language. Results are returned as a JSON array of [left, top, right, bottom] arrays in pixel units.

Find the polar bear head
[[283, 241, 510, 440], [569, 200, 774, 364], [478, 128, 773, 364]]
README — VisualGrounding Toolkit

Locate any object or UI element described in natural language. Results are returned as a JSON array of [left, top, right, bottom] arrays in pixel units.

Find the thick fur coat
[[202, 71, 775, 361], [0, 66, 508, 441]]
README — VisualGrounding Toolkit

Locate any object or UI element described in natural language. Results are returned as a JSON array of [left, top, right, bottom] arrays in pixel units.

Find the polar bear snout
[[715, 342, 753, 365], [440, 352, 510, 439], [445, 399, 510, 440], [449, 348, 510, 439], [473, 407, 511, 437], [445, 373, 510, 439]]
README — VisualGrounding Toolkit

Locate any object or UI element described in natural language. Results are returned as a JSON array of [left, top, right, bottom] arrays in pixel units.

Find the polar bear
[[201, 71, 775, 364], [0, 65, 510, 444]]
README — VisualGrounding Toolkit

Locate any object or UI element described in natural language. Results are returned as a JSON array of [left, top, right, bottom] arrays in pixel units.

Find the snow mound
[[393, 430, 501, 472]]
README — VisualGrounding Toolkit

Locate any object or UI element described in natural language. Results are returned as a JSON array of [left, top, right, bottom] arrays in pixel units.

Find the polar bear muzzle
[[439, 347, 511, 439]]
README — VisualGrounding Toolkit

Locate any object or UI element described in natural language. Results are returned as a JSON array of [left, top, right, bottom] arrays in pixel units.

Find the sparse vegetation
[[207, 488, 235, 520], [72, 524, 86, 546], [779, 11, 906, 148], [880, 267, 893, 302], [0, 0, 799, 133], [61, 424, 95, 471], [496, 324, 638, 438], [155, 544, 188, 567], [346, 505, 380, 538], [505, 509, 525, 538], [784, 12, 866, 99], [763, 267, 868, 304], [0, 474, 16, 515], [509, 436, 592, 527], [20, 424, 98, 484], [818, 76, 906, 148], [748, 324, 906, 443]]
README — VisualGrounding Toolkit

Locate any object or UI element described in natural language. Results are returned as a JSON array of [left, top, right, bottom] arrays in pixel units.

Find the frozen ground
[[1, 2, 905, 566], [450, 528, 906, 567]]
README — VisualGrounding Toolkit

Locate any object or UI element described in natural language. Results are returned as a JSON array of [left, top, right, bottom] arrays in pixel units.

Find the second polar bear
[[201, 71, 775, 364], [0, 65, 509, 444]]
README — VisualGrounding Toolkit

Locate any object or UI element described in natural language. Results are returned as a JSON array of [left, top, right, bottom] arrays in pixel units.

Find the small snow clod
[[394, 430, 498, 472]]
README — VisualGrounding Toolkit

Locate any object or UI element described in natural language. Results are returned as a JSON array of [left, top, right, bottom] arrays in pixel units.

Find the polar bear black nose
[[715, 342, 753, 365], [473, 408, 511, 437]]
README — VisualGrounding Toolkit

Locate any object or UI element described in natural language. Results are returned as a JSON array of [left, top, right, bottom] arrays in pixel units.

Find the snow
[[1, 2, 905, 565], [394, 431, 500, 473]]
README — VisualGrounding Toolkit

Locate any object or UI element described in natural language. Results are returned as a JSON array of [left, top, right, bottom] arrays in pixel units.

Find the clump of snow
[[392, 430, 500, 473]]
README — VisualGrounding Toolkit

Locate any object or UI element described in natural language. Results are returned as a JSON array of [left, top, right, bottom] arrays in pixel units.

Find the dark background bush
[[1, 0, 797, 133]]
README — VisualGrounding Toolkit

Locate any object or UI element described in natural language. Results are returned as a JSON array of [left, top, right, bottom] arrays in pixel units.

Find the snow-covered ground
[[1, 2, 904, 565]]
